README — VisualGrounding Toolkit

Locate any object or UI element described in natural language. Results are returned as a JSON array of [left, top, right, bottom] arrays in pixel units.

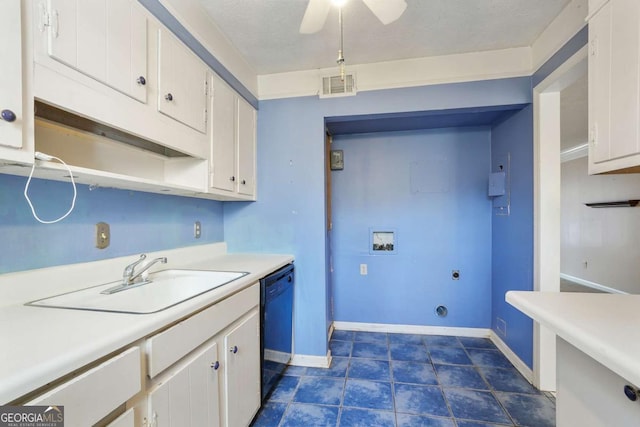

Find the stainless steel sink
[[26, 269, 248, 314]]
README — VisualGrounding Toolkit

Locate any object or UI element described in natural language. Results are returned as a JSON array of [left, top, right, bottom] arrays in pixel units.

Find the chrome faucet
[[123, 254, 147, 284], [102, 254, 169, 295], [122, 254, 168, 286]]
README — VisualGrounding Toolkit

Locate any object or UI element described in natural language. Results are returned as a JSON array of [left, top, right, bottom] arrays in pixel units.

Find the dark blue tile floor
[[251, 332, 556, 427]]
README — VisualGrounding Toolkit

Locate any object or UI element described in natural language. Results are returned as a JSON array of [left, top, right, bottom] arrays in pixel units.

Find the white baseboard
[[332, 321, 491, 338], [264, 349, 292, 365], [290, 350, 332, 368], [560, 273, 627, 294], [489, 330, 534, 384]]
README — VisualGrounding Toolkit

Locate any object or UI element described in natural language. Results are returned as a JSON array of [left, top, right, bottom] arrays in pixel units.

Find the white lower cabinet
[[224, 311, 260, 427], [148, 341, 220, 427], [27, 347, 141, 427], [557, 338, 640, 426], [107, 408, 135, 427], [145, 283, 261, 427]]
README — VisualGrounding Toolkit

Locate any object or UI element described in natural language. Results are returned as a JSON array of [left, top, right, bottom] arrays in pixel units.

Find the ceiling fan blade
[[299, 0, 331, 34], [362, 0, 407, 25]]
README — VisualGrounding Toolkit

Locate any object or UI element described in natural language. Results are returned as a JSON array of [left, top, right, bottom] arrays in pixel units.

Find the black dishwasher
[[260, 263, 294, 401]]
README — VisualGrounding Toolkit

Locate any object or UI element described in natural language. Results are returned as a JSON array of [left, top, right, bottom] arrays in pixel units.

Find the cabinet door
[[148, 341, 221, 427], [237, 98, 256, 197], [608, 0, 640, 160], [46, 0, 148, 102], [0, 0, 23, 150], [588, 3, 612, 164], [210, 75, 237, 192], [158, 28, 208, 133], [224, 310, 260, 427]]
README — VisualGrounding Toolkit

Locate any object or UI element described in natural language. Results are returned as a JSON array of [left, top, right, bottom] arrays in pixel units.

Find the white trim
[[289, 351, 332, 368], [257, 48, 531, 100], [533, 45, 588, 392], [560, 273, 628, 294], [264, 349, 292, 365], [489, 330, 534, 384], [332, 321, 490, 338], [560, 143, 589, 162], [531, 0, 588, 72]]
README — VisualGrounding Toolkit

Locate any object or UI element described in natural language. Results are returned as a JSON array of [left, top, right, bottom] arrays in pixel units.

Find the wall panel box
[[488, 172, 506, 197]]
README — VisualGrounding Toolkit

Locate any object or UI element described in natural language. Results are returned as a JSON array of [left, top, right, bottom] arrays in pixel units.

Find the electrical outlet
[[194, 221, 201, 238], [496, 317, 507, 337], [96, 222, 110, 249], [360, 264, 368, 275]]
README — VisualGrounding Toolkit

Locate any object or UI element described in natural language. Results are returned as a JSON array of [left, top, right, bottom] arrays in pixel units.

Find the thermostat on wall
[[330, 150, 344, 170]]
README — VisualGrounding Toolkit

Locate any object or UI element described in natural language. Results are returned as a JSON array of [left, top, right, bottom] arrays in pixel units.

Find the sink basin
[[26, 269, 249, 314]]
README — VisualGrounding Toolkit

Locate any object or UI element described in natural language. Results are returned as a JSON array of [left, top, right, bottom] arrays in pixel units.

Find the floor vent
[[320, 74, 356, 98]]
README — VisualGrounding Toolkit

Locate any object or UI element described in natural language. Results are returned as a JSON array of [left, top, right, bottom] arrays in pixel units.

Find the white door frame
[[533, 46, 588, 391]]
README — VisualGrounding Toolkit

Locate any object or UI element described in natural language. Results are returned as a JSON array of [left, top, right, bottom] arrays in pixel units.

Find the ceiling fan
[[299, 0, 408, 34]]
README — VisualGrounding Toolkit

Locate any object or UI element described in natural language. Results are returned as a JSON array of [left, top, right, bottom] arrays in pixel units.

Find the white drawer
[[28, 347, 141, 427], [147, 283, 259, 378]]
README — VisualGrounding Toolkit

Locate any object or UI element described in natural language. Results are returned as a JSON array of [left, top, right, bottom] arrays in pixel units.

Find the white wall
[[561, 156, 640, 293]]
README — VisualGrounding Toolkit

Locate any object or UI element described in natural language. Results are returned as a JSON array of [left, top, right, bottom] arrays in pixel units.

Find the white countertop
[[0, 243, 293, 404], [506, 291, 640, 388]]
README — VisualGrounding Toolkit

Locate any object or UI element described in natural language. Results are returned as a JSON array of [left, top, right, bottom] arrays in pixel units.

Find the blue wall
[[0, 174, 224, 274], [224, 77, 532, 358], [490, 106, 534, 367], [331, 128, 493, 327]]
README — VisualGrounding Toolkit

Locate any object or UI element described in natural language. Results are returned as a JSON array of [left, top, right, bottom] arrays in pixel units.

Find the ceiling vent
[[320, 73, 356, 98]]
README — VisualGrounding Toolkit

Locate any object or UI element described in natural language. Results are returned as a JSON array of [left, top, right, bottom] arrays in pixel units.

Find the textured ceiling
[[198, 0, 571, 75]]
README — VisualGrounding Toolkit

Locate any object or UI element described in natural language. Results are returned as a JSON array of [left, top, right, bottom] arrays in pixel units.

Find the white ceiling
[[198, 0, 571, 75]]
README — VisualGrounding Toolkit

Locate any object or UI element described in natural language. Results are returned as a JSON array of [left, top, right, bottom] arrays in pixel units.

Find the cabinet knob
[[230, 345, 238, 354], [1, 109, 17, 123], [211, 361, 220, 370], [241, 179, 246, 185], [624, 385, 638, 401], [230, 176, 236, 182], [164, 93, 173, 101], [137, 76, 146, 86]]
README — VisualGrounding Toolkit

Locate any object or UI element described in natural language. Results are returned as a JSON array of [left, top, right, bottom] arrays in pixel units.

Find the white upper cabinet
[[209, 74, 256, 199], [0, 0, 32, 163], [210, 74, 237, 192], [46, 0, 148, 103], [158, 28, 208, 133], [237, 97, 257, 197], [1, 0, 23, 150], [588, 0, 640, 173]]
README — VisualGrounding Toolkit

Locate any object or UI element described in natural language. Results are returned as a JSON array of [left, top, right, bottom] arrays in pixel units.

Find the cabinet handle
[[164, 93, 173, 101], [624, 385, 639, 402], [230, 345, 238, 354], [211, 361, 220, 370], [230, 176, 236, 182], [1, 110, 16, 123], [137, 76, 146, 86]]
